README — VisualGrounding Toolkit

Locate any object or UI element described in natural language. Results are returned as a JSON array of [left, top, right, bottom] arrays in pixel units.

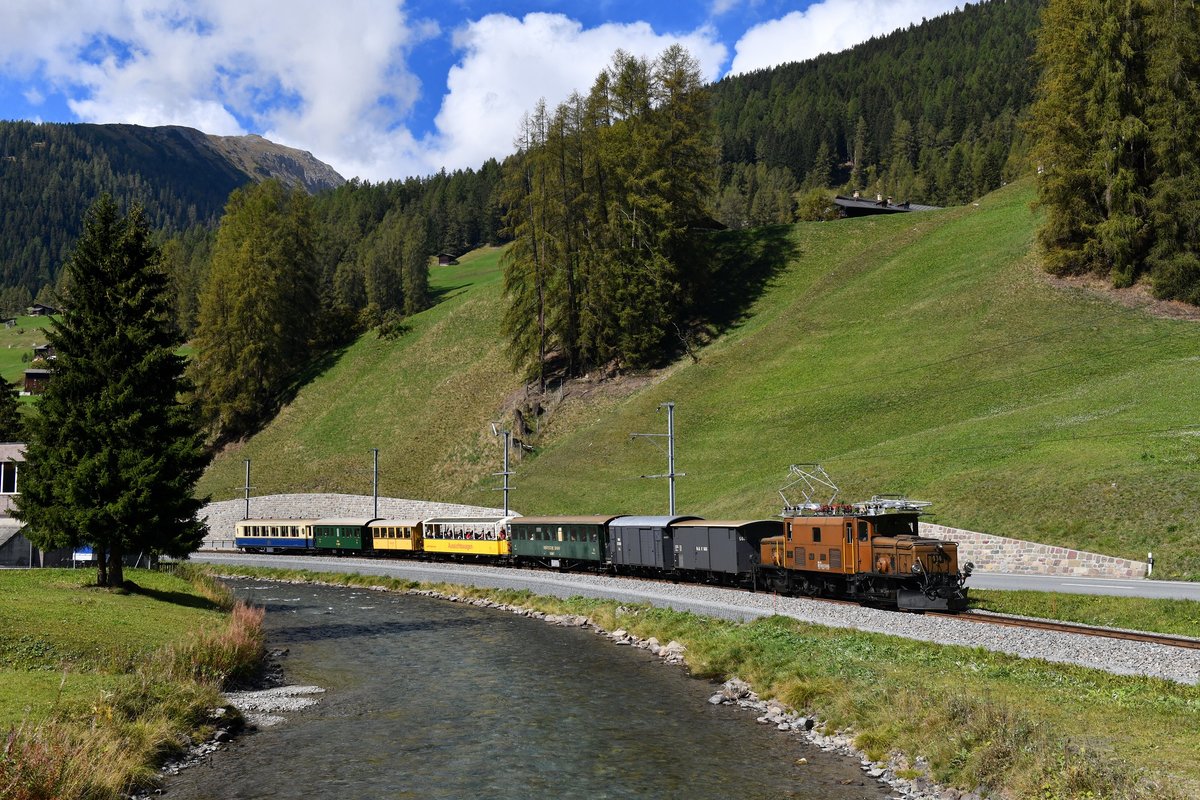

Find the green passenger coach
[[312, 518, 379, 552], [508, 516, 617, 569]]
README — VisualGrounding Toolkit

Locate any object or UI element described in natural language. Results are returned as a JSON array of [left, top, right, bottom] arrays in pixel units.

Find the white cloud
[[1, 0, 431, 180], [424, 13, 727, 175], [728, 0, 961, 75], [0, 3, 728, 181]]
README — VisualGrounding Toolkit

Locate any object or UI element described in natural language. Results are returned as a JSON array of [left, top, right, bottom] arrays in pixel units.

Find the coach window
[[811, 526, 821, 543]]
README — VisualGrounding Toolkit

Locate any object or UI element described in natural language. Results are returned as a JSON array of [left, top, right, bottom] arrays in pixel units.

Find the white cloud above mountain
[[0, 0, 963, 181]]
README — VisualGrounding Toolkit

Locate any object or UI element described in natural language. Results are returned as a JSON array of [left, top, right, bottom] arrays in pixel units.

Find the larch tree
[[0, 377, 23, 442], [501, 46, 717, 383], [1144, 0, 1200, 302], [15, 195, 209, 587], [1030, 0, 1200, 301], [190, 180, 320, 442]]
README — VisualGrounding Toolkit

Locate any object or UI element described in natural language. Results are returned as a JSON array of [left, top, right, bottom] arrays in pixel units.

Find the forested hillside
[[0, 121, 343, 297], [710, 0, 1043, 225], [198, 181, 1200, 580]]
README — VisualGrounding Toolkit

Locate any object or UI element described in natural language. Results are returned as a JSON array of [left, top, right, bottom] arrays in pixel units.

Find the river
[[165, 579, 888, 799]]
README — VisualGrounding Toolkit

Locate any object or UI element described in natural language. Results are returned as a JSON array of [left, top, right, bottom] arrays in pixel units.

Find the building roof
[[834, 195, 940, 215]]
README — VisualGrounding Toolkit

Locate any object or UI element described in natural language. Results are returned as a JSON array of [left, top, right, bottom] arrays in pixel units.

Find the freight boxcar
[[671, 519, 781, 586], [508, 516, 616, 569], [607, 515, 701, 574], [422, 516, 514, 559], [234, 519, 315, 553]]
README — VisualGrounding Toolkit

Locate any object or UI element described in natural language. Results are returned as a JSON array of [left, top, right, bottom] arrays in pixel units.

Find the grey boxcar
[[671, 519, 782, 584], [607, 515, 701, 572]]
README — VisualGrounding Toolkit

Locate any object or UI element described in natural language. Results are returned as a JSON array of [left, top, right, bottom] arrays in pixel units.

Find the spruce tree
[[15, 195, 210, 587], [0, 378, 22, 442]]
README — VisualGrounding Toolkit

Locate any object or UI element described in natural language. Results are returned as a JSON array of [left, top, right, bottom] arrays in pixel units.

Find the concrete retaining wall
[[920, 522, 1148, 578], [201, 494, 511, 551]]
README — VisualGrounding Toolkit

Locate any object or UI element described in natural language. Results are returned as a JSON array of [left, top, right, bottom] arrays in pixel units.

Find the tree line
[[1029, 0, 1200, 303], [500, 46, 717, 385]]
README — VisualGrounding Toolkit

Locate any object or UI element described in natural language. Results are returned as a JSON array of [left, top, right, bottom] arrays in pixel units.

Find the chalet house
[[27, 303, 59, 316], [436, 252, 459, 266], [33, 344, 55, 361], [833, 193, 940, 218], [0, 443, 72, 567], [23, 368, 51, 395]]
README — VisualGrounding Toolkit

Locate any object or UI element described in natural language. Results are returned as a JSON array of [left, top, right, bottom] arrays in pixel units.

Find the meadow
[[0, 567, 263, 799], [196, 181, 1200, 578]]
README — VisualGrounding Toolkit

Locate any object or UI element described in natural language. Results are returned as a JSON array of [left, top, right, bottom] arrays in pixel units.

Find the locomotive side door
[[855, 518, 873, 572], [842, 519, 854, 574]]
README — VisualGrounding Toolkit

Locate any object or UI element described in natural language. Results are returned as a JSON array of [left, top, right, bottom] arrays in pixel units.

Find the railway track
[[933, 610, 1200, 650]]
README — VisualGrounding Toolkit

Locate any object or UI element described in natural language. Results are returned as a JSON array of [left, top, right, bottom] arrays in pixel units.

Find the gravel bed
[[195, 553, 1200, 685]]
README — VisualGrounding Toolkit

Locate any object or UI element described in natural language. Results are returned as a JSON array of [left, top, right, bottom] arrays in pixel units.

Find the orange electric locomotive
[[757, 465, 973, 611]]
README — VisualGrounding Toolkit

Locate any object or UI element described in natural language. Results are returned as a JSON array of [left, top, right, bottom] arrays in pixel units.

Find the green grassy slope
[[0, 315, 52, 382], [200, 183, 1200, 578], [198, 247, 522, 505]]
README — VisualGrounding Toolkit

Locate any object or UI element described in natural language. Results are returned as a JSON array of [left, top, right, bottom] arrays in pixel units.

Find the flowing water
[[166, 580, 888, 799]]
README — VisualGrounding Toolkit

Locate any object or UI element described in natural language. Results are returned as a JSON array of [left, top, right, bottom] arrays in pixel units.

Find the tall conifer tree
[[190, 180, 319, 441], [15, 195, 209, 587]]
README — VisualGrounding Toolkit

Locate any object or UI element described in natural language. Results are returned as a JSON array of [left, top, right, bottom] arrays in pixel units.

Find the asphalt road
[[968, 571, 1200, 601], [191, 551, 1200, 602]]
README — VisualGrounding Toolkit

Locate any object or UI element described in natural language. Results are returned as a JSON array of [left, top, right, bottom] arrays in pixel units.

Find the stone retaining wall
[[201, 494, 511, 550], [919, 522, 1148, 578], [200, 494, 1147, 578]]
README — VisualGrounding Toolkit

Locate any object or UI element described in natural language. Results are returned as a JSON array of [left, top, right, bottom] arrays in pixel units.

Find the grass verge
[[0, 566, 265, 800], [206, 563, 1199, 800], [970, 589, 1200, 639]]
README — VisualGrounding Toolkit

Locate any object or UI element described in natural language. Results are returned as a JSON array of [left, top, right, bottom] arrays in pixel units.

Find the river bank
[[202, 565, 1199, 800], [167, 576, 888, 800]]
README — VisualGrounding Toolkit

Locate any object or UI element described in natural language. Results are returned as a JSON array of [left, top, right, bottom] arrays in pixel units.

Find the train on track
[[233, 467, 973, 612]]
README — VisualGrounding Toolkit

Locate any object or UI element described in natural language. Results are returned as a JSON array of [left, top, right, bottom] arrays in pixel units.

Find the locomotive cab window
[[845, 523, 853, 543], [811, 527, 821, 543], [858, 521, 869, 541]]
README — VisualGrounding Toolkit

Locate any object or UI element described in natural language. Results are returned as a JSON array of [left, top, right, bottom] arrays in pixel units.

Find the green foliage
[[14, 196, 210, 586], [710, 0, 1042, 208], [0, 122, 250, 293], [794, 188, 839, 222], [0, 376, 23, 441], [1030, 0, 1200, 301], [189, 180, 321, 442], [199, 183, 1200, 578], [502, 46, 718, 381]]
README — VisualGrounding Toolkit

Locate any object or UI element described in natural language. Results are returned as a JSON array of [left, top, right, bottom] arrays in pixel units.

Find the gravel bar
[[195, 552, 1200, 685]]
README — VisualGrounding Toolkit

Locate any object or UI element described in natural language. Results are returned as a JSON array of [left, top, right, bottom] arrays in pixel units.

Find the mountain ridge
[[0, 120, 344, 291]]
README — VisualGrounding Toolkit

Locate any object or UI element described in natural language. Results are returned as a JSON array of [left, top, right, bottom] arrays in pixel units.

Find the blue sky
[[1, 1, 963, 181]]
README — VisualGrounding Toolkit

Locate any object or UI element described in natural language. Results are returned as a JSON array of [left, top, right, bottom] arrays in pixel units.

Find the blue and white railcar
[[234, 518, 315, 553]]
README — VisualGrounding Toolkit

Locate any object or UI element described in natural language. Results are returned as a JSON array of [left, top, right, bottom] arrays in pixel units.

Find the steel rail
[[931, 610, 1200, 650]]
